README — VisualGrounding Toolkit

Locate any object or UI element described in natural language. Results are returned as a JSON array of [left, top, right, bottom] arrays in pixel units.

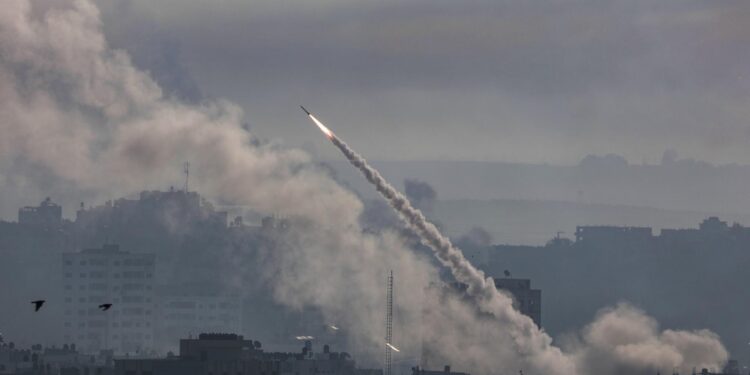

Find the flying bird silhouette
[[31, 300, 45, 311], [98, 303, 112, 311]]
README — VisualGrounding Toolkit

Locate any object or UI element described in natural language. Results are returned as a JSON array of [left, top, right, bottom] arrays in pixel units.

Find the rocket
[[301, 105, 335, 139]]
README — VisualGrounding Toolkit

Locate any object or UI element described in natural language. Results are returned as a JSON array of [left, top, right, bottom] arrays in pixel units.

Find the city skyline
[[0, 1, 746, 374]]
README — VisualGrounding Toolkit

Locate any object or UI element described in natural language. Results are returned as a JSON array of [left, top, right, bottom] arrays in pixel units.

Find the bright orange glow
[[309, 114, 334, 139], [386, 343, 400, 352]]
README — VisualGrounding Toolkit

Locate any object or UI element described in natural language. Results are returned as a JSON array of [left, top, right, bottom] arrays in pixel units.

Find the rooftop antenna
[[183, 161, 190, 192], [385, 270, 394, 375]]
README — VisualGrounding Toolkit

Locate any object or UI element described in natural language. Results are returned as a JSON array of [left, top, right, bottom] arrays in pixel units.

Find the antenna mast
[[184, 161, 190, 192], [385, 270, 394, 375]]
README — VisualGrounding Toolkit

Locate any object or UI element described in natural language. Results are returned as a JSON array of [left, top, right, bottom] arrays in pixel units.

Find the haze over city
[[1, 1, 749, 375]]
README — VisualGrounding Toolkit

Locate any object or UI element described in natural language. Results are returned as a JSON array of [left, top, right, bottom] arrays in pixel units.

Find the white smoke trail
[[308, 115, 574, 373], [308, 113, 729, 374]]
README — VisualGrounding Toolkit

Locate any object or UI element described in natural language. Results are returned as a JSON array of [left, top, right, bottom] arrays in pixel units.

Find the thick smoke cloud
[[0, 1, 729, 373], [571, 304, 728, 375], [0, 0, 431, 365]]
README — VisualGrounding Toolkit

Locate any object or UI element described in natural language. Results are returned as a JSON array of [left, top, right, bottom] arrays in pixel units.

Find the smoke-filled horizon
[[0, 1, 731, 374]]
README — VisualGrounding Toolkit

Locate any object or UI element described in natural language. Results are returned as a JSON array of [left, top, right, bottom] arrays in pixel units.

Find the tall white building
[[62, 244, 156, 354]]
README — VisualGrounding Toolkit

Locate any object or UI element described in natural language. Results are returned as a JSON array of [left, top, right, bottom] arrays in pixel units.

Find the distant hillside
[[326, 159, 750, 216], [431, 199, 750, 245]]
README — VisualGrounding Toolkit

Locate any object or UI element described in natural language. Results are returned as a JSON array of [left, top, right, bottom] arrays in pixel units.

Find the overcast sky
[[95, 0, 750, 165]]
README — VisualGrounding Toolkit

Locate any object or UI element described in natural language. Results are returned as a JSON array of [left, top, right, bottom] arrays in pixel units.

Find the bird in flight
[[98, 303, 112, 311], [31, 300, 45, 311]]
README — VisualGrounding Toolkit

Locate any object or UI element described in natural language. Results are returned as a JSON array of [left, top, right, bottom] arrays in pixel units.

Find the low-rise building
[[411, 366, 469, 375], [115, 334, 361, 375], [0, 342, 112, 375]]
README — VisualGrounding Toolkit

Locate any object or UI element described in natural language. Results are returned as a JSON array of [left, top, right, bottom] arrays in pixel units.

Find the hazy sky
[[96, 0, 750, 165]]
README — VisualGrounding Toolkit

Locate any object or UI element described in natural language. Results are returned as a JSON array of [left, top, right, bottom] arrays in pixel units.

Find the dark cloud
[[92, 0, 750, 164]]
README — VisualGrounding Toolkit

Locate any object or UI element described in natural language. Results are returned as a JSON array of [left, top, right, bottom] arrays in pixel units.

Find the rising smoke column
[[0, 1, 434, 364]]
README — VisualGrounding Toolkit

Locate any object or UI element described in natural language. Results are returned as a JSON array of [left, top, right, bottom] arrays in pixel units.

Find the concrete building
[[62, 245, 156, 355], [115, 333, 361, 375], [493, 278, 542, 328], [18, 197, 62, 228], [0, 342, 113, 375], [411, 366, 469, 375], [574, 225, 652, 245]]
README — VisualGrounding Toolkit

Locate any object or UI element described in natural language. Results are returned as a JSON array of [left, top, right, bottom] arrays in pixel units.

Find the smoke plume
[[0, 1, 729, 374]]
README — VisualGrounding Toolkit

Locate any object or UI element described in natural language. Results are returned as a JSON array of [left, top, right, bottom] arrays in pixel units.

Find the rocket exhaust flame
[[301, 107, 334, 139], [310, 114, 334, 139], [386, 343, 400, 352]]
